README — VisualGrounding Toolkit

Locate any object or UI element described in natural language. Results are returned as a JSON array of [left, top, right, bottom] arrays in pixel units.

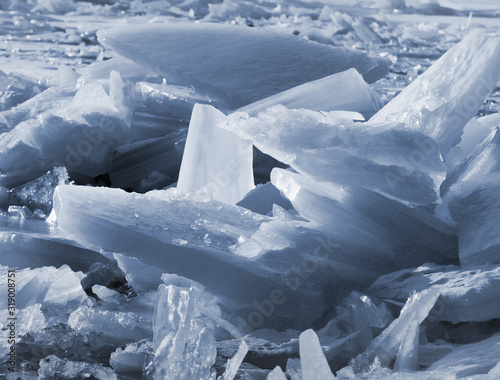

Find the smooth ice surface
[[222, 105, 445, 204], [153, 284, 216, 380], [239, 68, 383, 118], [299, 329, 335, 380], [369, 263, 500, 323], [370, 30, 500, 156], [97, 22, 391, 110], [177, 104, 254, 204]]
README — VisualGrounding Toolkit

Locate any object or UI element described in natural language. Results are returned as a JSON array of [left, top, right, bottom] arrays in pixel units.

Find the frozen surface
[[1, 1, 500, 378], [97, 22, 391, 111]]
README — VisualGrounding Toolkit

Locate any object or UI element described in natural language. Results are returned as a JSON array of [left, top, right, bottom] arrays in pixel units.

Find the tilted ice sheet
[[271, 168, 458, 270], [222, 105, 445, 205], [370, 29, 500, 157], [96, 22, 391, 111], [369, 263, 500, 323]]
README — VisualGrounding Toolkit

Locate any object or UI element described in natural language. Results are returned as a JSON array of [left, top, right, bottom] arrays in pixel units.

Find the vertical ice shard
[[299, 329, 335, 380], [153, 284, 216, 380], [370, 30, 500, 156], [97, 22, 391, 110], [219, 339, 249, 380], [177, 104, 254, 204]]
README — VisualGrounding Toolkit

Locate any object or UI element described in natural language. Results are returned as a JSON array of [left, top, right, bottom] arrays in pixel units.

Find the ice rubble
[[1, 3, 500, 379], [97, 22, 391, 111]]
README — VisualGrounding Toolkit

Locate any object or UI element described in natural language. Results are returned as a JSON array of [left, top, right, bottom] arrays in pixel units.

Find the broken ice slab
[[236, 182, 293, 216], [153, 284, 216, 380], [79, 55, 160, 83], [442, 173, 500, 266], [0, 265, 90, 311], [69, 305, 152, 345], [97, 22, 391, 111], [370, 30, 500, 157], [351, 289, 440, 372], [426, 333, 500, 377], [445, 113, 500, 170], [52, 184, 330, 328], [177, 104, 254, 204], [239, 68, 383, 118], [369, 263, 500, 323], [0, 232, 114, 272], [441, 127, 500, 197], [0, 69, 45, 112], [38, 355, 117, 380], [0, 74, 131, 187], [299, 329, 335, 380], [271, 168, 458, 269], [108, 130, 185, 192], [222, 105, 445, 205]]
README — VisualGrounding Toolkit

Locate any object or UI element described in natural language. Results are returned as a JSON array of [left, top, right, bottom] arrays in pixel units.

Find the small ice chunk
[[177, 104, 254, 204], [286, 358, 302, 380], [38, 355, 117, 380], [299, 329, 335, 380], [219, 339, 249, 380], [267, 366, 287, 380], [110, 340, 152, 376], [113, 253, 164, 294], [97, 22, 391, 110], [370, 30, 500, 157], [153, 284, 217, 380]]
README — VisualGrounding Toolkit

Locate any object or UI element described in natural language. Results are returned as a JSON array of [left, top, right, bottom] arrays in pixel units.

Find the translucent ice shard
[[153, 284, 216, 380], [219, 339, 249, 380], [299, 329, 335, 380], [222, 105, 445, 204], [97, 22, 391, 110], [271, 168, 458, 269], [177, 104, 254, 204], [267, 366, 287, 380], [427, 333, 500, 377], [352, 289, 440, 372], [369, 263, 500, 323], [370, 30, 500, 156], [110, 340, 152, 376]]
